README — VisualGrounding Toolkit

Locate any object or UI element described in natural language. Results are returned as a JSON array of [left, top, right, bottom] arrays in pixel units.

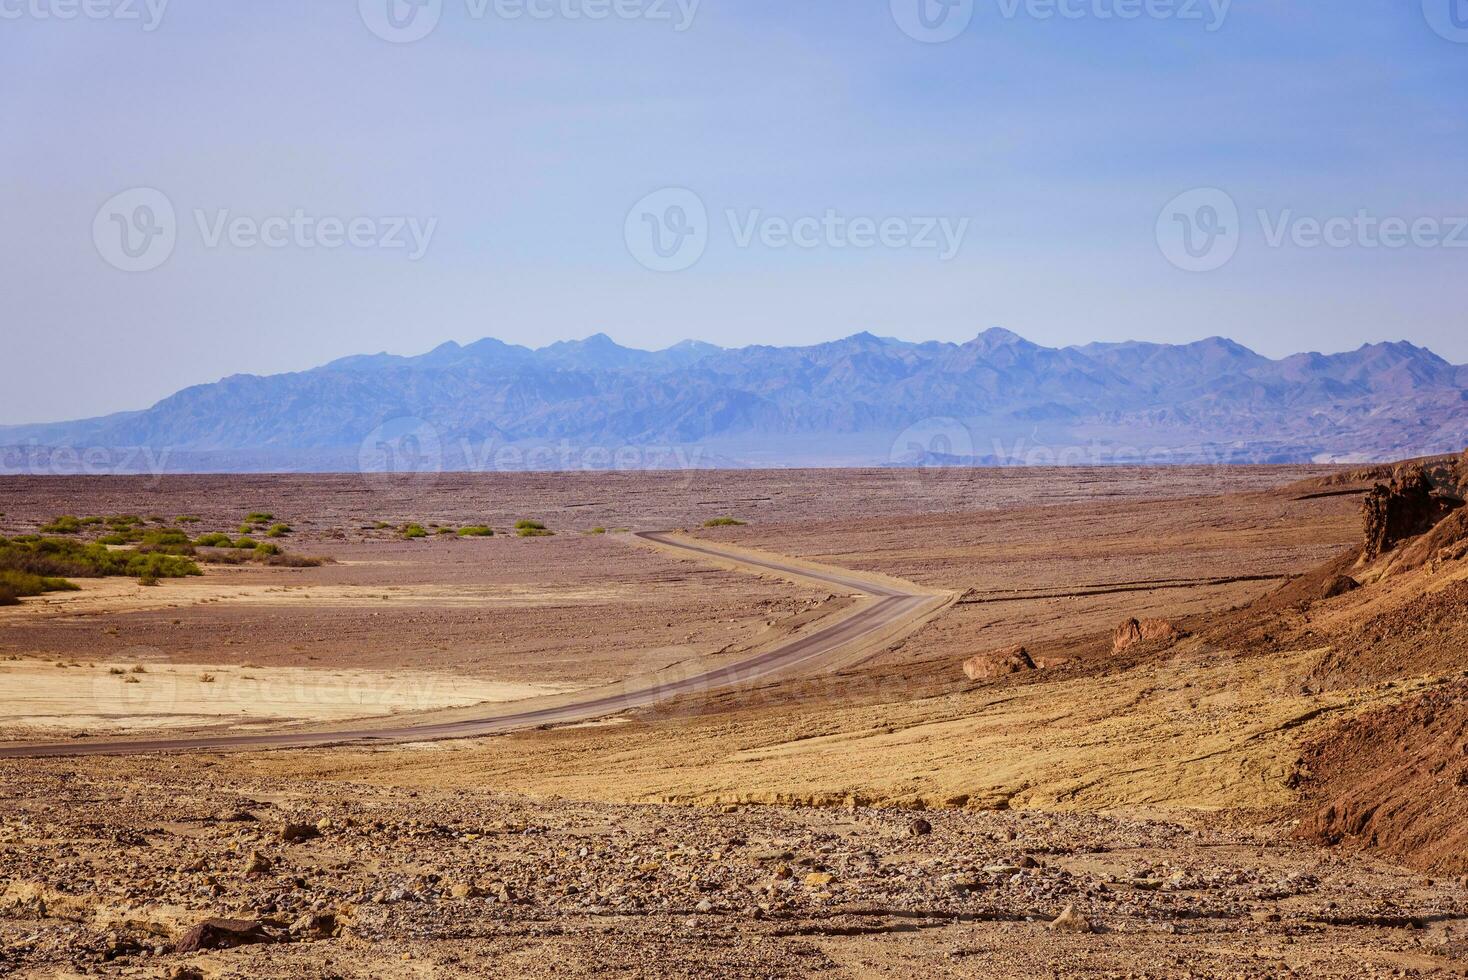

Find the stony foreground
[[2, 762, 1467, 979]]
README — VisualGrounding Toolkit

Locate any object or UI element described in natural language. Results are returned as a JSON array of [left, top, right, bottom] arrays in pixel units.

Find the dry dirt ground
[[4, 466, 1468, 977]]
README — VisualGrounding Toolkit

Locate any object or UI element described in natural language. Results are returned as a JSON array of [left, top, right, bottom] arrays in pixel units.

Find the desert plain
[[2, 462, 1468, 978]]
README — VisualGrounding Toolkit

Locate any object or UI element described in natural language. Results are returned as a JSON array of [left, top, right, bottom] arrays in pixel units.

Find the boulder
[[280, 823, 321, 843], [173, 917, 273, 953], [962, 645, 1036, 681], [1048, 903, 1095, 934], [1113, 618, 1183, 653]]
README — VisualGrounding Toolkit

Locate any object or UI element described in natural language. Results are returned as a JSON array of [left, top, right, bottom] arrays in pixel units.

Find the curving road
[[0, 531, 941, 759]]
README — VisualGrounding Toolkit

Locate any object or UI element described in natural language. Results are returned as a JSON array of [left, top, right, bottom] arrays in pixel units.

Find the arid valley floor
[[3, 464, 1468, 978]]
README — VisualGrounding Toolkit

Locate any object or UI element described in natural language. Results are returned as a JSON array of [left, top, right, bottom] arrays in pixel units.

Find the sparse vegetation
[[39, 515, 83, 535], [245, 512, 274, 523], [401, 523, 428, 539], [586, 527, 607, 535], [175, 515, 202, 525], [265, 523, 292, 538], [0, 568, 79, 604], [702, 517, 747, 528], [0, 536, 201, 582], [515, 519, 554, 538], [458, 526, 495, 537]]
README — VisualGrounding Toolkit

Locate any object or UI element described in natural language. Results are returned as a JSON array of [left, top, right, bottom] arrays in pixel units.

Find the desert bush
[[401, 523, 428, 539], [175, 515, 202, 524], [586, 526, 607, 535], [265, 523, 292, 538], [515, 519, 554, 537], [253, 542, 281, 557], [193, 532, 234, 547], [458, 526, 494, 537], [245, 512, 274, 523], [702, 517, 747, 527], [0, 536, 200, 580], [0, 568, 78, 598], [39, 515, 82, 534]]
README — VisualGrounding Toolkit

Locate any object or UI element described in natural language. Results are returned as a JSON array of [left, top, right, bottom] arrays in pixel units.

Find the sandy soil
[[0, 657, 574, 737]]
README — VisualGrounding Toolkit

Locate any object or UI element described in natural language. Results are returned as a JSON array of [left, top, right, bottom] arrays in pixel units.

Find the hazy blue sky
[[3, 0, 1466, 424]]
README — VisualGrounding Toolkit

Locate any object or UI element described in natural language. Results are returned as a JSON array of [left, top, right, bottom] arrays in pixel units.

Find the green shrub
[[39, 515, 83, 534], [245, 512, 274, 523], [97, 531, 142, 545], [175, 515, 202, 524], [458, 526, 494, 537], [138, 529, 195, 555], [702, 517, 747, 527], [515, 519, 554, 538], [401, 523, 428, 539], [0, 536, 199, 580], [193, 532, 235, 548], [106, 515, 144, 529], [234, 536, 259, 549], [265, 523, 292, 538], [0, 568, 78, 598], [253, 542, 281, 558], [586, 526, 607, 535]]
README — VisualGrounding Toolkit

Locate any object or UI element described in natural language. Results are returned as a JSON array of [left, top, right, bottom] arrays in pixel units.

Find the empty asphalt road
[[0, 531, 942, 759]]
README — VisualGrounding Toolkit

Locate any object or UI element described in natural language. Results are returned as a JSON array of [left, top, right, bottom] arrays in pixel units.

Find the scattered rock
[[280, 823, 321, 843], [907, 818, 933, 837], [289, 911, 338, 939], [962, 645, 1036, 681], [1048, 903, 1094, 934], [802, 872, 835, 887], [174, 917, 273, 953], [243, 850, 271, 875]]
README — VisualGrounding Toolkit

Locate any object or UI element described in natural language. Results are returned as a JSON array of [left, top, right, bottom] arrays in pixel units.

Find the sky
[[2, 0, 1466, 424]]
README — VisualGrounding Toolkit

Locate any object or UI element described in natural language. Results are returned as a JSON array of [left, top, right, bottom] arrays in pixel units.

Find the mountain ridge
[[3, 330, 1465, 472]]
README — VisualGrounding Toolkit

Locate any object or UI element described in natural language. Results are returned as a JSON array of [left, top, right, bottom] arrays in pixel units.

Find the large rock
[[1113, 618, 1183, 653], [962, 645, 1036, 681], [1362, 464, 1465, 561], [173, 918, 273, 953]]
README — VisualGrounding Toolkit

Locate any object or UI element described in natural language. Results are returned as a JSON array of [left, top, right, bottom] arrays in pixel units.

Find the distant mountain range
[[4, 330, 1466, 473]]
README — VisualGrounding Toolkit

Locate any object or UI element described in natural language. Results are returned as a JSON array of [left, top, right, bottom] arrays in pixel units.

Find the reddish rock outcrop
[[1361, 463, 1465, 562], [1112, 618, 1183, 653], [962, 645, 1036, 681]]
